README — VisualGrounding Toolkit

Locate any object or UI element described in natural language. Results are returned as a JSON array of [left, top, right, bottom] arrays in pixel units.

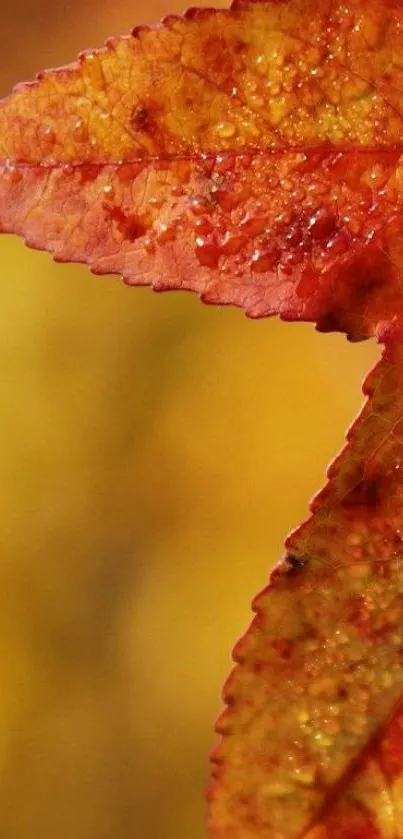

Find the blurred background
[[0, 3, 378, 838]]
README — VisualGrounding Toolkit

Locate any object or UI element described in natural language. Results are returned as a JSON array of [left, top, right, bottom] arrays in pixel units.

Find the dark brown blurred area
[[0, 3, 378, 838]]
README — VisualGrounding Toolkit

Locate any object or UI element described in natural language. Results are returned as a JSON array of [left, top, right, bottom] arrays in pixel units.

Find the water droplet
[[312, 730, 334, 749], [214, 154, 234, 174], [284, 223, 303, 247], [195, 236, 220, 269], [38, 125, 56, 150], [255, 54, 268, 76], [246, 92, 265, 108], [215, 121, 237, 139], [291, 187, 306, 204], [363, 163, 388, 189], [103, 184, 114, 196], [171, 184, 184, 197], [240, 214, 268, 237], [240, 117, 260, 137], [250, 246, 279, 272], [307, 208, 337, 241], [156, 222, 176, 244], [219, 231, 248, 256], [344, 214, 363, 236], [189, 197, 211, 216], [213, 188, 243, 212], [364, 227, 376, 245], [266, 79, 282, 96], [310, 66, 323, 78], [280, 178, 294, 193], [72, 118, 87, 141], [238, 153, 253, 171], [293, 765, 317, 785], [275, 210, 294, 227], [193, 217, 213, 236], [307, 181, 330, 198], [326, 230, 350, 255]]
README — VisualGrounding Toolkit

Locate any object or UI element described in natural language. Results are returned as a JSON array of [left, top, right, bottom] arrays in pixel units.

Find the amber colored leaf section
[[210, 324, 403, 838], [3, 1, 403, 838], [0, 0, 403, 330]]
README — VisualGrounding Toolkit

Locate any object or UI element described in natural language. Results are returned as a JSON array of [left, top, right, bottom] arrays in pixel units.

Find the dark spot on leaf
[[131, 105, 153, 132], [106, 205, 148, 240], [342, 475, 383, 508], [201, 34, 243, 89], [285, 553, 309, 573], [271, 639, 293, 659], [184, 7, 213, 21], [130, 102, 163, 136], [78, 163, 98, 184], [234, 39, 247, 53]]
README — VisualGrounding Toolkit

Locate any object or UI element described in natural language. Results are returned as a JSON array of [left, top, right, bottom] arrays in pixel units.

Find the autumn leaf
[[1, 0, 403, 837], [210, 324, 403, 838], [2, 0, 403, 330]]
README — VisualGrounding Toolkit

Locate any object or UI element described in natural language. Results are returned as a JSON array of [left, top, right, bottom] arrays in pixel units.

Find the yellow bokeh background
[[0, 3, 379, 838]]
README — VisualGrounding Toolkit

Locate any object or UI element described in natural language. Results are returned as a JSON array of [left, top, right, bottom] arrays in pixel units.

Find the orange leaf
[[210, 325, 403, 837], [2, 1, 403, 837], [0, 0, 402, 329]]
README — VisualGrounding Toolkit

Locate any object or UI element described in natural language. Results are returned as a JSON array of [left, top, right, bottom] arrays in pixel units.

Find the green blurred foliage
[[0, 2, 378, 837]]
